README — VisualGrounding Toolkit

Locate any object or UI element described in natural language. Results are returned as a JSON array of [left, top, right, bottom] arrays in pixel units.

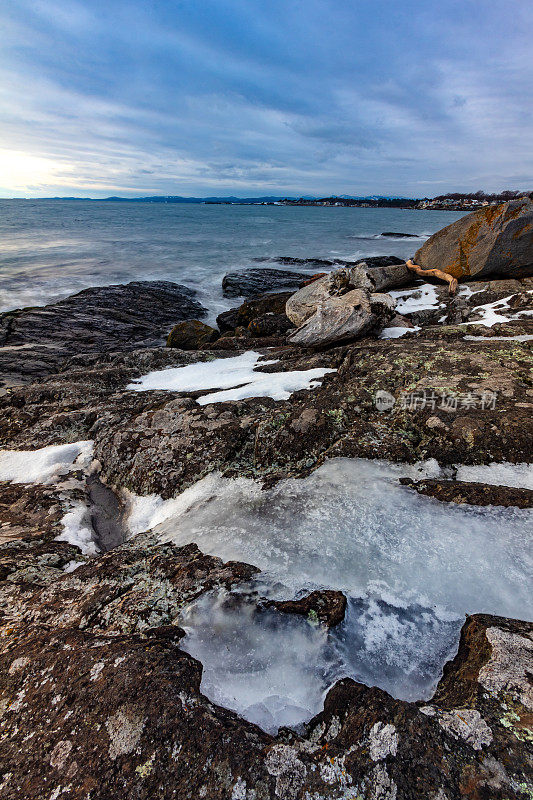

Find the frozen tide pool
[[127, 457, 532, 733]]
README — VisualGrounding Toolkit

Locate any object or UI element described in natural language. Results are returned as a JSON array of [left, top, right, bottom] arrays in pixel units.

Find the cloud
[[0, 0, 531, 196]]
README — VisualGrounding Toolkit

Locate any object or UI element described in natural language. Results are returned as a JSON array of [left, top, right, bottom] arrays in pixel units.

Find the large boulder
[[167, 320, 218, 350], [0, 281, 207, 384], [414, 196, 533, 280], [221, 268, 309, 298], [285, 263, 409, 328], [288, 289, 395, 347], [216, 292, 293, 334]]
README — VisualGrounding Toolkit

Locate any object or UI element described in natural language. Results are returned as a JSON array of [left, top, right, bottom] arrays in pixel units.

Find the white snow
[[464, 292, 533, 327], [129, 456, 532, 732], [127, 351, 336, 404], [0, 441, 93, 485], [379, 326, 421, 339], [55, 501, 99, 556], [463, 334, 533, 342], [389, 285, 442, 314], [455, 462, 533, 490]]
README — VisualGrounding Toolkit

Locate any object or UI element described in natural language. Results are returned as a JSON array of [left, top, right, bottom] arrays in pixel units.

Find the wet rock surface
[[0, 281, 206, 385], [222, 267, 310, 297], [268, 589, 347, 627]]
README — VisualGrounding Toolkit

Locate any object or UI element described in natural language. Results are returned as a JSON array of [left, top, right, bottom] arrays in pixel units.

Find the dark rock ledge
[[0, 529, 531, 799]]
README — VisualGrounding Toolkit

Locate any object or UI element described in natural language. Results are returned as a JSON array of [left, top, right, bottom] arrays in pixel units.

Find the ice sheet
[[132, 456, 532, 732]]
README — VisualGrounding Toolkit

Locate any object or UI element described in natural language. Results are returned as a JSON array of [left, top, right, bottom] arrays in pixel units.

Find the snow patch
[[464, 291, 533, 327], [55, 501, 99, 556], [380, 326, 421, 339], [463, 334, 533, 342], [0, 441, 93, 485], [127, 351, 335, 404], [389, 285, 442, 314]]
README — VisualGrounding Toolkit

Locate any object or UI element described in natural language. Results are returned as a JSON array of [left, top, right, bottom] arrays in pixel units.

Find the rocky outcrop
[[286, 262, 410, 331], [400, 478, 533, 508], [288, 289, 396, 347], [0, 528, 531, 799], [0, 281, 206, 384], [248, 313, 293, 338], [381, 231, 419, 238], [268, 589, 347, 627], [221, 268, 309, 298], [414, 196, 533, 280], [166, 319, 218, 349]]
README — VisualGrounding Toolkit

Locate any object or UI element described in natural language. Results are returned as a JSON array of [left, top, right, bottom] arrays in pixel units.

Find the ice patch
[[455, 462, 533, 490], [127, 351, 336, 404], [152, 458, 531, 619], [379, 326, 421, 339], [134, 456, 533, 732], [0, 441, 93, 485], [389, 285, 442, 314], [463, 334, 533, 342]]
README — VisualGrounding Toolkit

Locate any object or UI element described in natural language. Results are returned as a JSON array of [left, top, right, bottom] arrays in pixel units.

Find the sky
[[0, 0, 532, 198]]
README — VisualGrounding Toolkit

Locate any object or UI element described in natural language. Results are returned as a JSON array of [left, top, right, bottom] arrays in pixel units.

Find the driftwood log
[[406, 259, 458, 295]]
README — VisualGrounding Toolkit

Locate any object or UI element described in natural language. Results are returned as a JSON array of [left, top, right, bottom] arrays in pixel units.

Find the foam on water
[[133, 457, 532, 733]]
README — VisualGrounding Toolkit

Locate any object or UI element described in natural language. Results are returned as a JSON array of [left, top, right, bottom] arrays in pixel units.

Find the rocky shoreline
[[0, 199, 532, 799]]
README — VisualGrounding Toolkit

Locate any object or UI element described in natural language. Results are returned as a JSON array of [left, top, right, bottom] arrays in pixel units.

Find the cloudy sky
[[0, 0, 531, 198]]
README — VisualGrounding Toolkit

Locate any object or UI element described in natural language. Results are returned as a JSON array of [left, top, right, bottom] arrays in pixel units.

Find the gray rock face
[[288, 289, 395, 347], [414, 197, 533, 280], [222, 268, 309, 298], [0, 281, 206, 384], [286, 263, 410, 330]]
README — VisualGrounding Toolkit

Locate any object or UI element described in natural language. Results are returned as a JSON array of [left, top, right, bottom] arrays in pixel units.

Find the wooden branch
[[406, 259, 458, 295]]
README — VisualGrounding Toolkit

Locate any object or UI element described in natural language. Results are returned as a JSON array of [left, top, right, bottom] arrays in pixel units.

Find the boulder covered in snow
[[414, 196, 533, 280]]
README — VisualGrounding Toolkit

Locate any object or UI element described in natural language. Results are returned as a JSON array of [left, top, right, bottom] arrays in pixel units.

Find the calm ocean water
[[0, 200, 465, 320]]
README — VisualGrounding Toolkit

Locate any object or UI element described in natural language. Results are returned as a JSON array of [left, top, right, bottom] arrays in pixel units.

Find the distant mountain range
[[34, 194, 409, 203]]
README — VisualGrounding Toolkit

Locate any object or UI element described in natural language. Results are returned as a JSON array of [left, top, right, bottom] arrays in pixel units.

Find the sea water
[[0, 200, 465, 319]]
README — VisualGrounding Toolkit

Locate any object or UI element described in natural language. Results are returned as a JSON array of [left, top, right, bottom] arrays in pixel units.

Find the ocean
[[0, 200, 465, 321]]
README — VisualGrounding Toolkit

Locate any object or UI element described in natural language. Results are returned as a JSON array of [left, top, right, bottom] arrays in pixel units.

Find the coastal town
[[278, 189, 529, 210]]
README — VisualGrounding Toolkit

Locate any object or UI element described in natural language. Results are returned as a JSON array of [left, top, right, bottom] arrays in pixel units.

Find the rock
[[0, 281, 207, 384], [286, 263, 410, 329], [268, 590, 347, 627], [1, 541, 531, 800], [217, 293, 293, 336], [414, 197, 533, 280], [299, 272, 328, 287], [288, 289, 396, 347], [248, 313, 293, 338], [166, 320, 218, 350], [285, 275, 332, 327], [400, 478, 533, 508], [381, 231, 419, 238], [234, 292, 292, 326], [222, 268, 309, 298], [216, 308, 240, 333]]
